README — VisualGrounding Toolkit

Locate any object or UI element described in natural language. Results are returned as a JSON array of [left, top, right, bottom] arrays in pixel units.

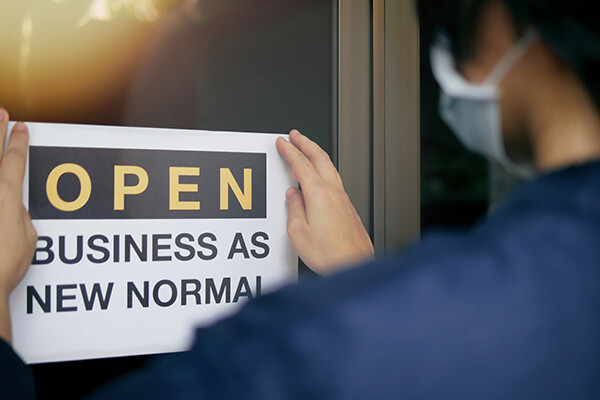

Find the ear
[[458, 0, 520, 83]]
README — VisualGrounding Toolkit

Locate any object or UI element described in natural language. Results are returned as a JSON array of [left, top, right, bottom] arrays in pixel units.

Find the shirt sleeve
[[85, 278, 343, 400], [0, 338, 36, 400]]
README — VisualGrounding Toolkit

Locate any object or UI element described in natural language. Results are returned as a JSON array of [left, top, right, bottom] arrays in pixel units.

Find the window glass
[[0, 1, 333, 397], [0, 0, 333, 150], [419, 25, 489, 230]]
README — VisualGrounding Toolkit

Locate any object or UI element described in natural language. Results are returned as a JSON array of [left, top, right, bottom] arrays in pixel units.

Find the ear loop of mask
[[485, 29, 539, 179], [484, 29, 539, 86]]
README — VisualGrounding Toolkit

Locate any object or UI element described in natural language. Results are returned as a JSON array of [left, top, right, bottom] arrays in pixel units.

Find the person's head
[[419, 0, 600, 172]]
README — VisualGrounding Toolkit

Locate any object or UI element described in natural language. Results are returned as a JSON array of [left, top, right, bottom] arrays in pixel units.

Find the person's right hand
[[276, 130, 374, 275], [0, 110, 37, 343]]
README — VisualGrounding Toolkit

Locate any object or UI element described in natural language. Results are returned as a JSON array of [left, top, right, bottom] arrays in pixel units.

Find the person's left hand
[[276, 130, 374, 275], [0, 111, 37, 343]]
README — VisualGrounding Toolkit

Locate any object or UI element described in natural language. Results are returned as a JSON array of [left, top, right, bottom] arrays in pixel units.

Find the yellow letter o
[[46, 163, 92, 212]]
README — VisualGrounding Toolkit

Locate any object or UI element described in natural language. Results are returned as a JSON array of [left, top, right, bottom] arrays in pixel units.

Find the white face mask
[[430, 30, 538, 178]]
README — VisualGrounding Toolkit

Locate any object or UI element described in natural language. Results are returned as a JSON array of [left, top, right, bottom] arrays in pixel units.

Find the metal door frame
[[335, 0, 420, 254]]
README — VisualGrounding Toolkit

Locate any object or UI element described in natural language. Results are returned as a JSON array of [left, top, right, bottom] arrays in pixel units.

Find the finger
[[22, 207, 37, 246], [0, 122, 29, 195], [276, 136, 321, 189], [0, 108, 8, 161], [286, 187, 308, 235], [289, 130, 342, 186]]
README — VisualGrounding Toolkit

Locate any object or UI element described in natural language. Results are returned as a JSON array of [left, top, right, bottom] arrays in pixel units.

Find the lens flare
[[0, 0, 184, 123]]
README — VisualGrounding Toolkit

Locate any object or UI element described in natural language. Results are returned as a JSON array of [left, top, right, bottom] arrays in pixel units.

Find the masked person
[[1, 0, 600, 398]]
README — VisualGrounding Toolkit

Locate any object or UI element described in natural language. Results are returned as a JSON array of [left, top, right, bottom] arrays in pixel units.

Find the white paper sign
[[8, 122, 297, 364]]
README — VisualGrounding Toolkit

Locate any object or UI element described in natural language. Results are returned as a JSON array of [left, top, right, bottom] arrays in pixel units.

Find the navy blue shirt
[[0, 338, 35, 399], [4, 160, 600, 398]]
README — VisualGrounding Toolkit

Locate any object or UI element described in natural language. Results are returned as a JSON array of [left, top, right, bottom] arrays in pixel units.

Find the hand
[[0, 111, 37, 343], [276, 129, 374, 275]]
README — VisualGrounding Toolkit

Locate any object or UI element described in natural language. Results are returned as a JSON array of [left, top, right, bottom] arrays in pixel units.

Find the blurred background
[[0, 0, 332, 151]]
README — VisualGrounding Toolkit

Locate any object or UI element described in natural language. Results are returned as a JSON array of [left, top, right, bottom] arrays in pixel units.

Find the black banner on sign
[[29, 146, 266, 219]]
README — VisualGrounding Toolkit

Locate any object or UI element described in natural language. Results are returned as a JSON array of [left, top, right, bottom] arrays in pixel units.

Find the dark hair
[[418, 0, 488, 61], [418, 0, 600, 111]]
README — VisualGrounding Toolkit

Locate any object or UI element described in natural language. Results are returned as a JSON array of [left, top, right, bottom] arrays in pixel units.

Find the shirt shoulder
[[90, 161, 600, 399]]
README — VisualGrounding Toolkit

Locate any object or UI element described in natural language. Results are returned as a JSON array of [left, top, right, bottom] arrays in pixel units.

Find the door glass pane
[[0, 1, 333, 397], [419, 23, 489, 230], [0, 0, 333, 150]]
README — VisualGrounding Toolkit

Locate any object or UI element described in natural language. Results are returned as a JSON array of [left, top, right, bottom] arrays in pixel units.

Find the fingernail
[[14, 121, 26, 130], [0, 109, 6, 121], [290, 129, 300, 136]]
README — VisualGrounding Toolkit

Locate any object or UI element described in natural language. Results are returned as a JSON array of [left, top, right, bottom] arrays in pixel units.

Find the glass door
[[0, 1, 335, 398]]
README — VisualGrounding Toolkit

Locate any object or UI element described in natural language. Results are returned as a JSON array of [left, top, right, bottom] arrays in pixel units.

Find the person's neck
[[528, 68, 600, 172]]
